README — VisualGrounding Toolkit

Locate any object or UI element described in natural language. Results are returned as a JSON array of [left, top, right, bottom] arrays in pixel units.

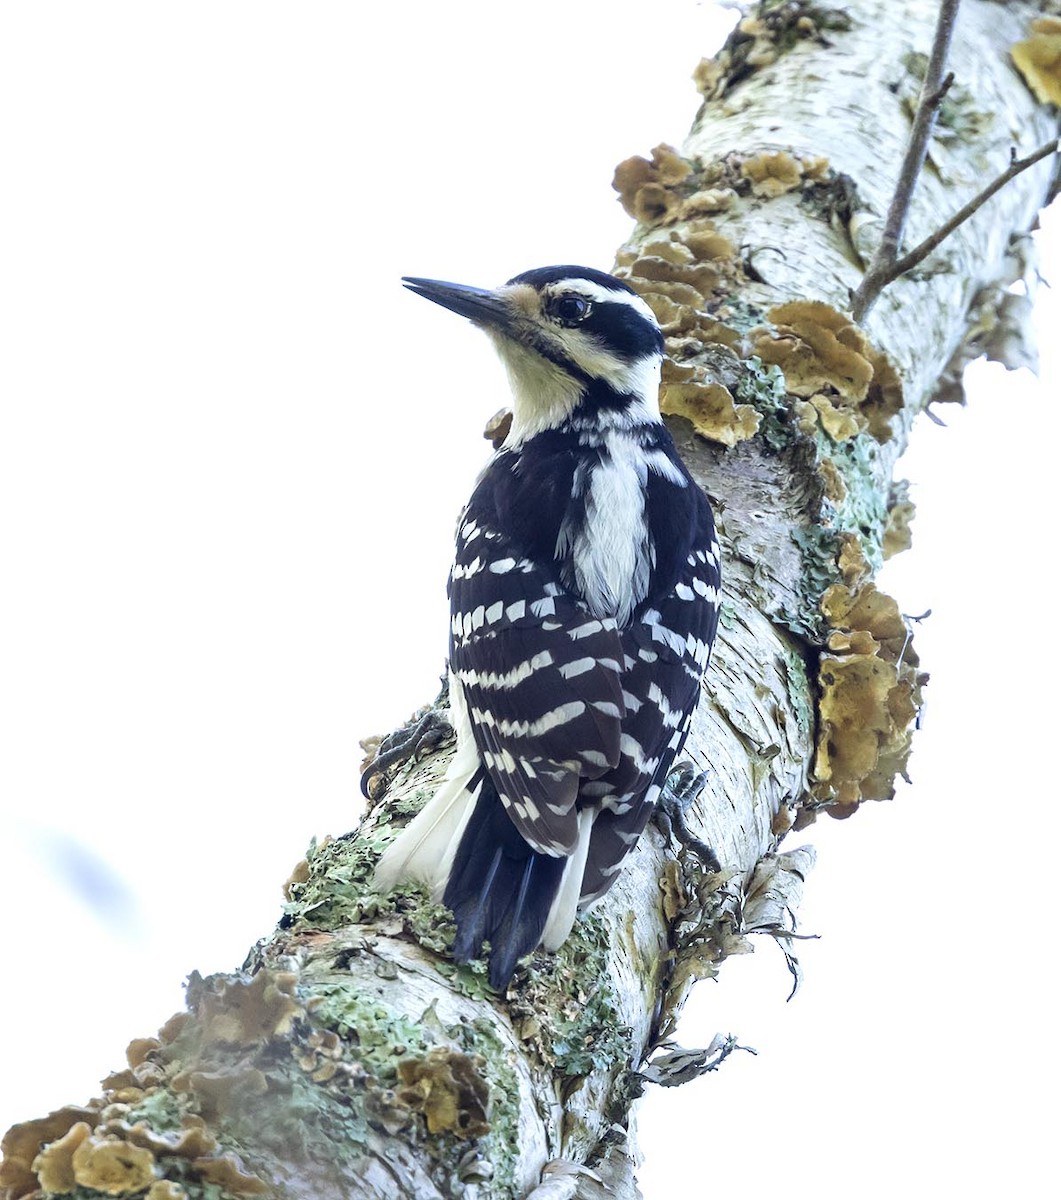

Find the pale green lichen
[[788, 525, 841, 641], [710, 296, 767, 334], [516, 915, 633, 1090], [459, 1017, 521, 1198], [732, 356, 791, 451], [820, 434, 888, 572], [777, 637, 814, 746], [778, 419, 891, 643], [312, 989, 434, 1082], [239, 995, 489, 1193], [718, 602, 739, 630], [282, 810, 457, 960], [120, 1087, 189, 1136]]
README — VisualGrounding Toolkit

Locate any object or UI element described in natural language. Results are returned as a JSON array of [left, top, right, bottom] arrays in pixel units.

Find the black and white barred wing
[[579, 531, 722, 905], [449, 513, 625, 857]]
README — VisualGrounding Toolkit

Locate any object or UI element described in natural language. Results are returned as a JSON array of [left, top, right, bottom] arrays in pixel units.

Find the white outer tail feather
[[541, 806, 595, 950], [373, 676, 595, 956], [372, 677, 482, 900]]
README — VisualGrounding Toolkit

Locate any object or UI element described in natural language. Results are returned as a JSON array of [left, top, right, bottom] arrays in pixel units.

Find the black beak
[[402, 276, 514, 333]]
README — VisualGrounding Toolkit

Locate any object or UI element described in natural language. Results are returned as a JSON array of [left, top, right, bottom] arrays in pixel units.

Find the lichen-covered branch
[[3, 2, 1058, 1198]]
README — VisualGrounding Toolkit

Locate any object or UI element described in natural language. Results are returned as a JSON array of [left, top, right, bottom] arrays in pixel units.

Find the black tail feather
[[450, 844, 503, 964], [486, 855, 537, 990], [443, 777, 566, 990]]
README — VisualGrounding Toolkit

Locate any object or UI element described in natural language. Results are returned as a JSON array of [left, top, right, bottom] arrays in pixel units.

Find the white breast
[[567, 432, 652, 627]]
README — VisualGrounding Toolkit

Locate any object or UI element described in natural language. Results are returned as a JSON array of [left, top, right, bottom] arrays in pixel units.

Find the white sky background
[[1, 2, 1057, 1196]]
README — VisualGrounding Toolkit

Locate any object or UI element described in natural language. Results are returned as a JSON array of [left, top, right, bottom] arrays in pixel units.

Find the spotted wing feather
[[449, 509, 626, 857], [578, 519, 722, 904]]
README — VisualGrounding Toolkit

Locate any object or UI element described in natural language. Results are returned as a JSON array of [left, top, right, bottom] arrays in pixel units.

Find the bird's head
[[403, 265, 664, 444]]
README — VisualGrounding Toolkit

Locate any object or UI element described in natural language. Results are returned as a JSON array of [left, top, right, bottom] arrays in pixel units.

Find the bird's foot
[[360, 707, 455, 801], [657, 762, 721, 874]]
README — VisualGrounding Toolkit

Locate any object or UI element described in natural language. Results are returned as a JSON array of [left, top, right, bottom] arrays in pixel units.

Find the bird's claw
[[658, 762, 721, 873], [360, 709, 455, 800]]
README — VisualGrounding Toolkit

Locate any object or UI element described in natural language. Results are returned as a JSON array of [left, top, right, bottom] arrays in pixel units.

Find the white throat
[[494, 341, 664, 448], [491, 335, 584, 445]]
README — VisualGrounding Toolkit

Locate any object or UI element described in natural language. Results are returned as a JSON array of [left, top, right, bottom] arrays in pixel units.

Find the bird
[[373, 264, 721, 989]]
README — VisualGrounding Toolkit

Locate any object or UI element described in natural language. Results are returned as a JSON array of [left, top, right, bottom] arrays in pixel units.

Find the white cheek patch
[[554, 328, 617, 378], [556, 336, 660, 411]]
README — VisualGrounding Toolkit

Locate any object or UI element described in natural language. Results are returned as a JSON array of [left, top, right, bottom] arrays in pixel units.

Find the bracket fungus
[[192, 1152, 271, 1195], [34, 1125, 159, 1198], [740, 150, 804, 198], [693, 3, 853, 100], [395, 1048, 491, 1139], [612, 143, 693, 225], [145, 1184, 187, 1200], [0, 1107, 101, 1199], [812, 559, 925, 815], [660, 378, 761, 446], [751, 301, 903, 442], [29, 1120, 93, 1196], [0, 972, 311, 1198], [192, 968, 302, 1048], [1011, 16, 1061, 107], [883, 487, 916, 559]]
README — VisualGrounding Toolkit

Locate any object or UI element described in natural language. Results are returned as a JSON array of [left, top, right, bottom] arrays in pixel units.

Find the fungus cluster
[[610, 127, 923, 824], [692, 3, 854, 101], [611, 141, 904, 453], [1, 1098, 266, 1200], [752, 300, 904, 442], [1011, 15, 1061, 107], [811, 537, 926, 816], [395, 1048, 490, 1139], [740, 150, 829, 198], [883, 484, 915, 560], [610, 127, 924, 823], [612, 145, 830, 230], [0, 975, 307, 1198], [1, 963, 498, 1199], [612, 143, 700, 226]]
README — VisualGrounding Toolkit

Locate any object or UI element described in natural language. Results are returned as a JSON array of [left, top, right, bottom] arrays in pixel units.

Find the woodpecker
[[374, 265, 721, 989]]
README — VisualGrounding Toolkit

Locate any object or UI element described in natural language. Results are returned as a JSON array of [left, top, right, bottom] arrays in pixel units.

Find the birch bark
[[2, 2, 1057, 1198]]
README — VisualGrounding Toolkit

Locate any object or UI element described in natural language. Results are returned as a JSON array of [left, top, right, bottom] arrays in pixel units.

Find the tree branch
[[851, 0, 962, 322], [869, 138, 1060, 293], [4, 3, 1059, 1196]]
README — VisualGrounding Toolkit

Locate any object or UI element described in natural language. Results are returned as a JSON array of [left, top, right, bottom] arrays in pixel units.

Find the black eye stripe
[[581, 300, 663, 362], [541, 293, 662, 361]]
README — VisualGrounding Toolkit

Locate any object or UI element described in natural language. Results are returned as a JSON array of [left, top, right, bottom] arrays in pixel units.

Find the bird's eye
[[553, 295, 591, 326]]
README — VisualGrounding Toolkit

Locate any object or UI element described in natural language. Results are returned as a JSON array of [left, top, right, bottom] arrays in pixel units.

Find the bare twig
[[881, 139, 1059, 285], [851, 0, 962, 322]]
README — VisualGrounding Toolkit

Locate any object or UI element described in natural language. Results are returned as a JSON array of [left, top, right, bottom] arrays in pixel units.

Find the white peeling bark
[[684, 0, 1056, 418], [2, 3, 1057, 1200]]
